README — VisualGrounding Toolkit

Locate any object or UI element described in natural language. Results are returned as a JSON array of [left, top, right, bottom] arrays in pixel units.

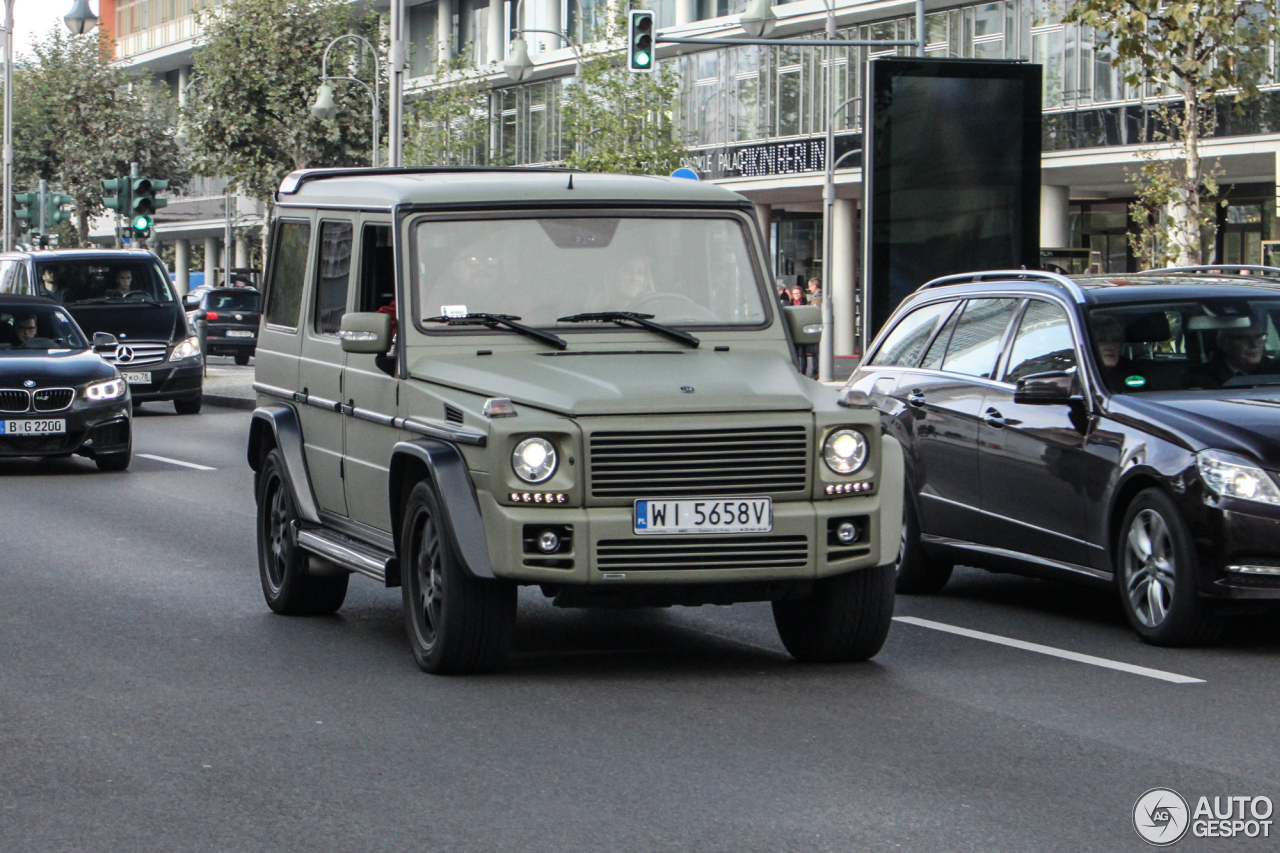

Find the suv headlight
[[85, 378, 125, 401], [512, 437, 557, 484], [1196, 449, 1280, 505], [170, 335, 201, 361], [823, 429, 868, 475]]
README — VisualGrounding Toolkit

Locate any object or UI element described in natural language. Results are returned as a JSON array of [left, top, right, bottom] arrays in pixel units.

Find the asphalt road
[[2, 405, 1279, 852]]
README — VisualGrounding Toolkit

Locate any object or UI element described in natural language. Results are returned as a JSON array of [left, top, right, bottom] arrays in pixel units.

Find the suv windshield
[[0, 305, 88, 351], [34, 258, 175, 305], [1088, 298, 1280, 392], [412, 216, 767, 329]]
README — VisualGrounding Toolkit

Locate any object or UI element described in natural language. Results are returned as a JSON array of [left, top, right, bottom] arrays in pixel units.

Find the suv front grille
[[102, 342, 168, 367], [589, 426, 809, 498], [0, 390, 29, 412], [33, 388, 74, 412], [596, 535, 809, 572]]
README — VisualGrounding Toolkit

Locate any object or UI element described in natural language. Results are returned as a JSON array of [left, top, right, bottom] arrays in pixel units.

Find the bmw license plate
[[634, 498, 772, 535], [1, 419, 66, 435], [226, 330, 254, 338], [121, 372, 151, 385]]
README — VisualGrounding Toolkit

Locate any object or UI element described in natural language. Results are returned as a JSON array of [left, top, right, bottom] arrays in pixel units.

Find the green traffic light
[[636, 52, 651, 66], [132, 214, 152, 233]]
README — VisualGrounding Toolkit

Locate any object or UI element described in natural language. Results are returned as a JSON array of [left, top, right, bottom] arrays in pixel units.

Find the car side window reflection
[[1004, 300, 1079, 384], [920, 302, 963, 370], [868, 301, 953, 368], [939, 298, 1020, 379]]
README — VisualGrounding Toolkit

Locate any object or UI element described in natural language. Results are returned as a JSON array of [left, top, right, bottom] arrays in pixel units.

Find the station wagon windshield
[[33, 258, 175, 306], [1088, 298, 1280, 392], [412, 216, 767, 329]]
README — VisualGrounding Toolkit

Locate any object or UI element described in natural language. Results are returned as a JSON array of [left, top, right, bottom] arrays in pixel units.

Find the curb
[[202, 393, 255, 411]]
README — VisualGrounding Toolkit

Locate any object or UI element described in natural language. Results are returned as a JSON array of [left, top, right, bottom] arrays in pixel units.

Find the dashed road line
[[893, 616, 1205, 684], [137, 453, 216, 471]]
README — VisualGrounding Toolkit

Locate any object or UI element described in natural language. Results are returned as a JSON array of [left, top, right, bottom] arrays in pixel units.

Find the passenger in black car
[[1091, 314, 1137, 391], [1187, 314, 1280, 387]]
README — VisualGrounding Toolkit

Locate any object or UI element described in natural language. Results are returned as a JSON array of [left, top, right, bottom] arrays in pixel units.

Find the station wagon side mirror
[[339, 312, 393, 355], [1013, 370, 1077, 405], [782, 304, 822, 345], [92, 332, 118, 352]]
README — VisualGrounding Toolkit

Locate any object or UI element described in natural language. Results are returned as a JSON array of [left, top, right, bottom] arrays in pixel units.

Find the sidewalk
[[201, 359, 256, 410]]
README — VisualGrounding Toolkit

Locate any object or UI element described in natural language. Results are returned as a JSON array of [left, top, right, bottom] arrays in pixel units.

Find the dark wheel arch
[[389, 439, 494, 579]]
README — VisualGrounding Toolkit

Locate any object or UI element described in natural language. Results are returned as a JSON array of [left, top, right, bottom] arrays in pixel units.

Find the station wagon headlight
[[85, 378, 125, 401], [513, 437, 557, 483], [823, 429, 868, 475], [1196, 449, 1280, 505], [170, 336, 201, 361]]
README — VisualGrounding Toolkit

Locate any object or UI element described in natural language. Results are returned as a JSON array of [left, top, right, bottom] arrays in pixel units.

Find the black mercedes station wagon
[[0, 249, 203, 414], [848, 270, 1280, 645], [0, 294, 131, 471]]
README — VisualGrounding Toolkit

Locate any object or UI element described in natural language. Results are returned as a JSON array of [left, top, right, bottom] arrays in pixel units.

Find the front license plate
[[1, 419, 66, 436], [122, 372, 151, 385], [226, 330, 254, 338], [634, 498, 772, 535]]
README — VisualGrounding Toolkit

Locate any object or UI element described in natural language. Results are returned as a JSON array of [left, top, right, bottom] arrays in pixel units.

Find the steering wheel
[[629, 292, 720, 323], [123, 290, 151, 299], [19, 337, 57, 349]]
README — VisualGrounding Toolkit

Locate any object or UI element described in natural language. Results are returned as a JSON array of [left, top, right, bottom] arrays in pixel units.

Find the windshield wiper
[[557, 311, 700, 348], [422, 312, 567, 350]]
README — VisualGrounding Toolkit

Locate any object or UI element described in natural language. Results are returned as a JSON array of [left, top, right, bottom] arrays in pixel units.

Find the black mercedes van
[[0, 249, 203, 413]]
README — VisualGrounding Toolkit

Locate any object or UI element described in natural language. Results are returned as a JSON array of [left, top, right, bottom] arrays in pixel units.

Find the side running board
[[297, 528, 400, 587]]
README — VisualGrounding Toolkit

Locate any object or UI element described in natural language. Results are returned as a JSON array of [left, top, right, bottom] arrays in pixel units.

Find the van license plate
[[634, 498, 772, 535], [1, 419, 66, 435], [122, 372, 151, 385]]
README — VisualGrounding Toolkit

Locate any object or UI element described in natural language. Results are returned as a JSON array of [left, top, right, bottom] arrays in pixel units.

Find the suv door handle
[[907, 389, 926, 408]]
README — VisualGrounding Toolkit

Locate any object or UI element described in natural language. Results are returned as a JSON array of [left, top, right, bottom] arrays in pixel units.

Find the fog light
[[537, 530, 561, 553], [836, 521, 859, 544]]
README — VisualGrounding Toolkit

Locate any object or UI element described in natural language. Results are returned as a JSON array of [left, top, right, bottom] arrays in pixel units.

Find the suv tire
[[401, 482, 516, 674], [174, 397, 202, 415], [1116, 488, 1221, 646], [772, 564, 896, 662], [895, 488, 953, 595], [256, 449, 348, 615], [94, 449, 131, 472]]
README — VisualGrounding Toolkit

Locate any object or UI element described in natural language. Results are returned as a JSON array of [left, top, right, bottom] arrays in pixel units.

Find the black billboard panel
[[864, 58, 1041, 341]]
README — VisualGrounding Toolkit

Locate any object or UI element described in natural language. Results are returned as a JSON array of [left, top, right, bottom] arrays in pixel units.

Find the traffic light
[[130, 177, 169, 237], [102, 177, 130, 216], [14, 191, 38, 227], [46, 193, 73, 227], [627, 10, 655, 73]]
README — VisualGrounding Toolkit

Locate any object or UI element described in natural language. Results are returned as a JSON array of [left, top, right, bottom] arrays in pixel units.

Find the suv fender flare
[[390, 439, 495, 579], [247, 404, 322, 525]]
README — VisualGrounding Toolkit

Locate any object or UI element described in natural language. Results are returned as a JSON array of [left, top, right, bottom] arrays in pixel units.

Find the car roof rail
[[918, 269, 1086, 300], [1126, 265, 1280, 278], [278, 165, 580, 195]]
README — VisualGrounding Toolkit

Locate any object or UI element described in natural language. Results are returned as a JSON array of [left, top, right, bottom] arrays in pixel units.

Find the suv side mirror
[[1013, 370, 1077, 405], [339, 312, 393, 354], [92, 332, 118, 352], [783, 304, 822, 345]]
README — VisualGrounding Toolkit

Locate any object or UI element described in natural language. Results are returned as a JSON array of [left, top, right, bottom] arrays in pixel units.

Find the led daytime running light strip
[[826, 482, 873, 495], [510, 492, 568, 504]]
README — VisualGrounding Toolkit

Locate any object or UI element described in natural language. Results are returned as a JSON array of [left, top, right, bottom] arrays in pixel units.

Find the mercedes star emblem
[[115, 345, 136, 364], [234, 314, 244, 321]]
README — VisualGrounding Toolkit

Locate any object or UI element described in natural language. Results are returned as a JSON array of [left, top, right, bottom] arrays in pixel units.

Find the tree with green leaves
[[404, 55, 491, 167], [11, 29, 187, 244], [1065, 0, 1280, 266], [184, 0, 378, 204], [560, 9, 687, 174]]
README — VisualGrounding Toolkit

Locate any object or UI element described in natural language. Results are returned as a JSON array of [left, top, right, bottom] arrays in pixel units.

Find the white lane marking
[[892, 616, 1205, 684], [137, 453, 216, 471]]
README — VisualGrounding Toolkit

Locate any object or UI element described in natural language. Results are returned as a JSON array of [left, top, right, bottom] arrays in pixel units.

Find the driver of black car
[[11, 312, 37, 346], [1188, 314, 1279, 387], [108, 269, 134, 298], [1091, 314, 1136, 390]]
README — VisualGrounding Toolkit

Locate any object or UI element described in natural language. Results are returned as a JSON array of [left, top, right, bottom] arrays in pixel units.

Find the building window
[[408, 1, 440, 78]]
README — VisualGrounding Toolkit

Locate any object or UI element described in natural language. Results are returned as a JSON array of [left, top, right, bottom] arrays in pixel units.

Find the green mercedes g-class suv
[[248, 167, 903, 674]]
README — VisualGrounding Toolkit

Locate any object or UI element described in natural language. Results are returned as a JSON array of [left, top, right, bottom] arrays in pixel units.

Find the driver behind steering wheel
[[12, 313, 37, 346], [108, 269, 135, 298], [615, 255, 656, 311]]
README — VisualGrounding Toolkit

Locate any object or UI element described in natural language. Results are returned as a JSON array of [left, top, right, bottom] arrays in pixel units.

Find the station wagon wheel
[[400, 481, 516, 675], [894, 485, 952, 595], [255, 448, 348, 616], [1115, 488, 1220, 646]]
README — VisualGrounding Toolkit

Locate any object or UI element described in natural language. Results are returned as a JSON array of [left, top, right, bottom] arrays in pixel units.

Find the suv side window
[[921, 301, 962, 370], [868, 301, 953, 367], [11, 263, 29, 296], [357, 224, 395, 313], [1004, 299, 1078, 383], [265, 220, 311, 329], [315, 221, 354, 334], [939, 298, 1020, 379]]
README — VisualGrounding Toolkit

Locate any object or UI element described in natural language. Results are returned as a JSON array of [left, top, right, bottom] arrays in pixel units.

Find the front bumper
[[0, 399, 131, 459], [1189, 493, 1280, 599], [127, 361, 203, 403]]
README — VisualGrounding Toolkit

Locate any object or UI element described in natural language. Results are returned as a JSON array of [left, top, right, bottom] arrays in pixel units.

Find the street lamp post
[[3, 0, 15, 252], [312, 34, 383, 167], [389, 0, 405, 167]]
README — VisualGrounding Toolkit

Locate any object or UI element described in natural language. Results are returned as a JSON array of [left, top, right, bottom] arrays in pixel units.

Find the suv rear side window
[[265, 221, 311, 329], [869, 301, 953, 367], [315, 221, 353, 334], [940, 298, 1019, 379], [1004, 300, 1078, 383]]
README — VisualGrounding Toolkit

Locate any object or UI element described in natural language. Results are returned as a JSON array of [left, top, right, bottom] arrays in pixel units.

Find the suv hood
[[1109, 390, 1280, 469], [409, 349, 815, 416], [64, 303, 184, 343]]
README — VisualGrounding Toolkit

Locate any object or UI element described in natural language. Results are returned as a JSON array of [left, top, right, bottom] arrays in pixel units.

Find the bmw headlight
[[170, 335, 201, 361], [85, 378, 125, 402], [1196, 449, 1280, 505], [512, 437, 557, 483], [823, 429, 868, 475]]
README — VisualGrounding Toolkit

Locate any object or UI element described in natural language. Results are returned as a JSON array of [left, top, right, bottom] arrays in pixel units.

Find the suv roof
[[276, 167, 752, 211]]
